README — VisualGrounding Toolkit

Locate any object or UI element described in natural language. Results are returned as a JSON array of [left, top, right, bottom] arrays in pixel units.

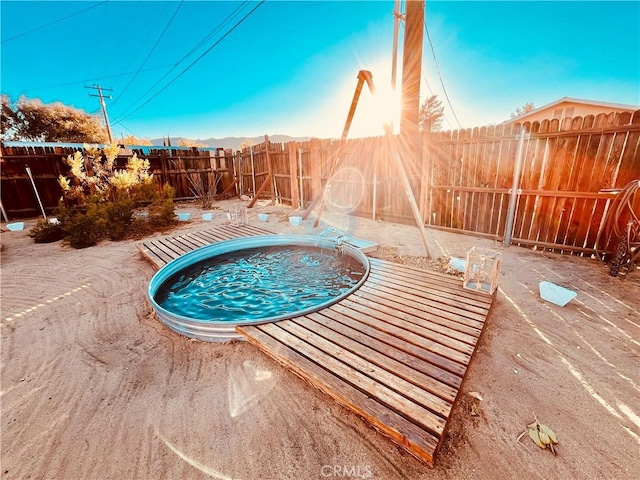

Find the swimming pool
[[148, 235, 370, 341]]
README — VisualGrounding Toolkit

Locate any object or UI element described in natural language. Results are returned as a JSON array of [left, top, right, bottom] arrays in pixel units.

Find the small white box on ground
[[539, 281, 577, 306], [463, 247, 501, 294]]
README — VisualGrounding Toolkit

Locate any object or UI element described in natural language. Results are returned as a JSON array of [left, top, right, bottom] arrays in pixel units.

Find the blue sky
[[1, 1, 639, 140]]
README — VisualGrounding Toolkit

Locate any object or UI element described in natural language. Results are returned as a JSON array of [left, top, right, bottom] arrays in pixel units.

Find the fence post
[[419, 121, 432, 224], [287, 141, 299, 208], [504, 125, 527, 246], [264, 135, 275, 203]]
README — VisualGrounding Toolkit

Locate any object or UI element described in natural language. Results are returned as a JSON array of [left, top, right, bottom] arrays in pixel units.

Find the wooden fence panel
[[425, 109, 640, 253], [3, 110, 638, 256]]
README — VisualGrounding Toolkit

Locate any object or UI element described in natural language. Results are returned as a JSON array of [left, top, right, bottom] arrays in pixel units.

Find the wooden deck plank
[[311, 308, 465, 383], [368, 264, 492, 309], [328, 301, 471, 365], [137, 242, 169, 269], [337, 296, 476, 354], [360, 281, 488, 323], [260, 322, 448, 436], [295, 314, 459, 402], [355, 286, 485, 332], [367, 272, 491, 317], [237, 323, 439, 466], [352, 289, 482, 339], [315, 307, 467, 378]]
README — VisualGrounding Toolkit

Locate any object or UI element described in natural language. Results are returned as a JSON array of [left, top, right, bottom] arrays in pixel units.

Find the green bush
[[29, 220, 64, 243], [53, 183, 176, 247], [148, 184, 176, 228], [58, 200, 105, 249], [104, 197, 134, 241]]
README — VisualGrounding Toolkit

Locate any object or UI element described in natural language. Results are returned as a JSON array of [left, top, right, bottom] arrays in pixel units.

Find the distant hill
[[149, 134, 313, 151]]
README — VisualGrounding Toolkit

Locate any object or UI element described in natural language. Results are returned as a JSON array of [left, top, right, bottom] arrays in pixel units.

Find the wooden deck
[[137, 224, 495, 466], [137, 224, 274, 270]]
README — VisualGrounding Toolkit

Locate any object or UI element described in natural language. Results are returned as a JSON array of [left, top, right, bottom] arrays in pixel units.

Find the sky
[[1, 1, 639, 141]]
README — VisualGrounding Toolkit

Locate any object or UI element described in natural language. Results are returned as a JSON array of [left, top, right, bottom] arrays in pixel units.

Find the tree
[[419, 95, 445, 132], [121, 135, 152, 146], [1, 94, 18, 140], [178, 138, 206, 148], [238, 138, 255, 150], [510, 102, 535, 119], [1, 95, 108, 143]]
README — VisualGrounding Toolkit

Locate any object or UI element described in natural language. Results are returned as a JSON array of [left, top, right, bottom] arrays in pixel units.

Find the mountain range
[[149, 134, 313, 151]]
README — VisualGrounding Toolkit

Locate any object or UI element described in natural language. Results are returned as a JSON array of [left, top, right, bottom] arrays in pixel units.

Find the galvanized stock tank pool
[[148, 235, 370, 341]]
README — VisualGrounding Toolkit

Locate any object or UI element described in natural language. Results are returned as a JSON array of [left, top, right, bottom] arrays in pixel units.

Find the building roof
[[509, 96, 639, 122]]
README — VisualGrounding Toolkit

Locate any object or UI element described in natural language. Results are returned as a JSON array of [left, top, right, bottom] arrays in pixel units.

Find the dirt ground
[[1, 199, 639, 480]]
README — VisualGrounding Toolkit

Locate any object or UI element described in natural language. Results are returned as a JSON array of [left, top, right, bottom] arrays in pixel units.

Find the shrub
[[29, 220, 64, 243], [104, 197, 134, 241], [58, 200, 105, 249], [50, 145, 177, 248]]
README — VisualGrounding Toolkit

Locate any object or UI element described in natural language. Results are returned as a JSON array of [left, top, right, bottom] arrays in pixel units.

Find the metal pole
[[504, 126, 527, 246], [0, 199, 9, 222], [298, 147, 304, 209], [372, 173, 377, 221], [250, 146, 256, 196], [25, 166, 47, 220]]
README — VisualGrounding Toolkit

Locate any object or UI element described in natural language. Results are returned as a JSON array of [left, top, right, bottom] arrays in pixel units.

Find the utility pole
[[391, 0, 404, 90], [400, 0, 424, 164], [86, 84, 113, 143]]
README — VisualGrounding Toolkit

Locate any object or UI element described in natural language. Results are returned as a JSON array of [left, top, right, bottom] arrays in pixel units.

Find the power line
[[10, 64, 174, 96], [1, 1, 108, 44], [423, 7, 462, 129], [111, 1, 251, 123], [110, 0, 185, 109], [112, 1, 264, 125]]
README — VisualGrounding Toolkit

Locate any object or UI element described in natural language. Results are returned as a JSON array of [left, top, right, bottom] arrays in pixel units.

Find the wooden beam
[[247, 175, 272, 208], [215, 178, 238, 200]]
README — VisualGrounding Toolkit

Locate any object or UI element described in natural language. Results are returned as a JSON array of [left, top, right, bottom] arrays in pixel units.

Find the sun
[[314, 58, 402, 139]]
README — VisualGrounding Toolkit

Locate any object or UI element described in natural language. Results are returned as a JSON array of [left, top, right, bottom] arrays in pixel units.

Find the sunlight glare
[[314, 58, 401, 139]]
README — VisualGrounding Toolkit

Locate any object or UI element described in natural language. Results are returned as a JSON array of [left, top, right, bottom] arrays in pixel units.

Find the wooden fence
[[425, 111, 640, 253], [0, 144, 235, 216], [2, 109, 638, 254]]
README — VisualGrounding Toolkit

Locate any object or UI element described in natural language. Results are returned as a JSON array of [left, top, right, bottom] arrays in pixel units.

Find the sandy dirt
[[1, 199, 639, 480]]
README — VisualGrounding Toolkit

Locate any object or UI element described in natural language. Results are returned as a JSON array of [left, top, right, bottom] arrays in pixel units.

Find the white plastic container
[[258, 213, 269, 222], [289, 216, 303, 226], [539, 281, 577, 306]]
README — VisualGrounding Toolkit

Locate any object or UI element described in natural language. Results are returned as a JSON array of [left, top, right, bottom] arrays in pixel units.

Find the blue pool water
[[154, 245, 365, 321]]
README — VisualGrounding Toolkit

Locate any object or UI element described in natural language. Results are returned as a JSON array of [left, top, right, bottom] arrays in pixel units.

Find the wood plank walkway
[[137, 224, 495, 466]]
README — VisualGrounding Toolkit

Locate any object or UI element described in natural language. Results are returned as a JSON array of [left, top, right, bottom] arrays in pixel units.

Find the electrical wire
[[423, 7, 462, 129], [110, 0, 184, 109], [112, 0, 264, 126], [1, 1, 108, 44], [9, 64, 174, 97], [110, 1, 252, 123]]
